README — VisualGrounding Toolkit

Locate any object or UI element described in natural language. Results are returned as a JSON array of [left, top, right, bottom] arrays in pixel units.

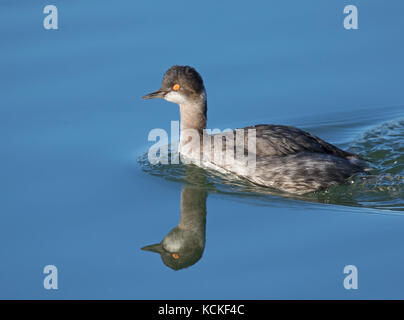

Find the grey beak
[[142, 89, 166, 100], [141, 243, 164, 254]]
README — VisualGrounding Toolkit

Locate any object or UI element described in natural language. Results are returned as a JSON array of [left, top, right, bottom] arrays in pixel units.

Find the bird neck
[[179, 92, 207, 135]]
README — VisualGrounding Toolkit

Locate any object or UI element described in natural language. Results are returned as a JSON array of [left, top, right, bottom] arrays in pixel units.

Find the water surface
[[1, 0, 404, 299]]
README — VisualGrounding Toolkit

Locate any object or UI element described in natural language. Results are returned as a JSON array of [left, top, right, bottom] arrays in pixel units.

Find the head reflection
[[142, 166, 208, 270]]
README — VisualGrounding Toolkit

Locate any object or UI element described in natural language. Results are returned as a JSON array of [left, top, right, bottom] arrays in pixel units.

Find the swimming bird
[[142, 65, 368, 194]]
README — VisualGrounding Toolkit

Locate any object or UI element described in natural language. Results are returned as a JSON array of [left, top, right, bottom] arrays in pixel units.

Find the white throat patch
[[164, 91, 187, 105]]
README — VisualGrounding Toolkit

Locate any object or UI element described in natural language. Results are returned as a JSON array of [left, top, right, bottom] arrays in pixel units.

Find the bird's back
[[202, 124, 368, 194], [237, 124, 359, 159]]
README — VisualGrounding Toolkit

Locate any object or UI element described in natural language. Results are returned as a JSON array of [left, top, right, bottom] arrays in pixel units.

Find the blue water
[[1, 0, 404, 299]]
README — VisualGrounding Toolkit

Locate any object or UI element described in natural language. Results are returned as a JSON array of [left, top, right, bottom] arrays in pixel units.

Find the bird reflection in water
[[142, 166, 208, 270]]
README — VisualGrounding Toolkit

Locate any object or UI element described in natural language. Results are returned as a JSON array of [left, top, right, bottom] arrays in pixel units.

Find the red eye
[[173, 84, 180, 91], [172, 253, 180, 259]]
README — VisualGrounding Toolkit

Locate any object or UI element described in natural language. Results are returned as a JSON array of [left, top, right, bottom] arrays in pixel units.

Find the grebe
[[142, 65, 368, 194]]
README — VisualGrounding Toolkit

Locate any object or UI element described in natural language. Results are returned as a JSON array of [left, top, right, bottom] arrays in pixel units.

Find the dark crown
[[162, 65, 205, 94]]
